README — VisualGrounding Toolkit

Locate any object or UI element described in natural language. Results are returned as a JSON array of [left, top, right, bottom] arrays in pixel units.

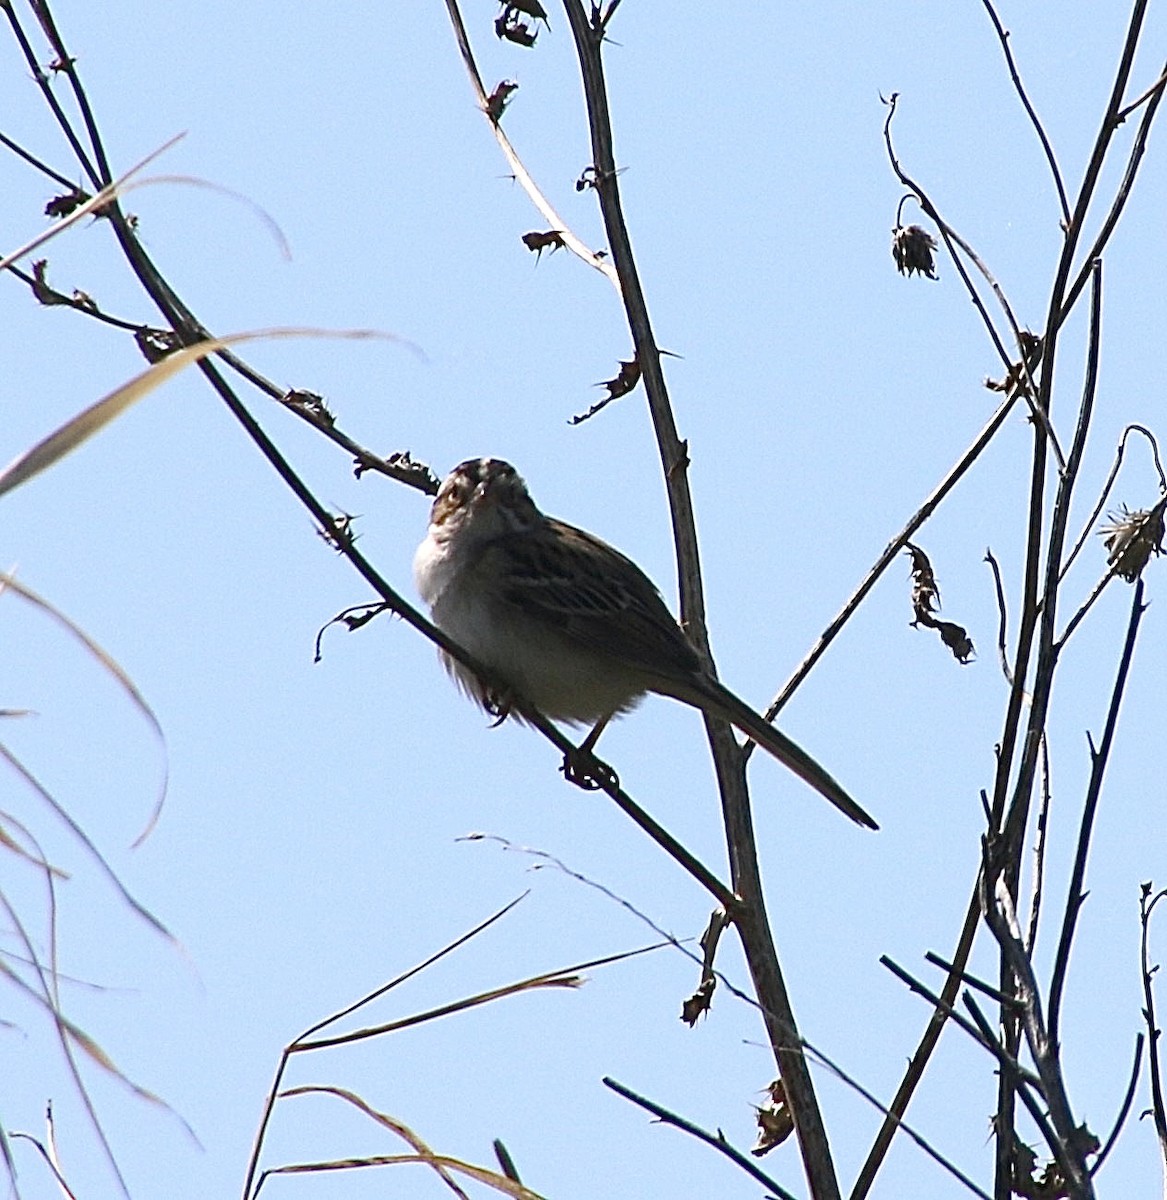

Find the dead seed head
[[1100, 499, 1166, 582], [892, 224, 939, 279]]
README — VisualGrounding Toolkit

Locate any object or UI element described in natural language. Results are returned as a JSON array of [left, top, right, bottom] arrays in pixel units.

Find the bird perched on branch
[[414, 457, 875, 829]]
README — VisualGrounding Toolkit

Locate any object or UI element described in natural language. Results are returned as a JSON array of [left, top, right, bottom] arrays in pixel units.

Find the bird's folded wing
[[495, 520, 702, 680]]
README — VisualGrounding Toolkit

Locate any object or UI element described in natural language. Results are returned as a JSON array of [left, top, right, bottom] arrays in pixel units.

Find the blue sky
[[2, 2, 1166, 1198]]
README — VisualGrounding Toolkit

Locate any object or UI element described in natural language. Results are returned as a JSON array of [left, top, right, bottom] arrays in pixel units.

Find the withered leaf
[[30, 259, 67, 306], [521, 230, 566, 261], [485, 80, 519, 122], [599, 358, 640, 399], [568, 358, 641, 424], [282, 388, 335, 426], [752, 1080, 794, 1156], [904, 543, 974, 664], [504, 0, 549, 23], [495, 13, 538, 46], [680, 977, 715, 1026], [134, 326, 182, 364], [44, 187, 92, 219]]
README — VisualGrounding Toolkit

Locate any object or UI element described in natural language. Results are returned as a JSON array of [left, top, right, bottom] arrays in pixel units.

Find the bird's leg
[[561, 713, 619, 791], [483, 688, 514, 727]]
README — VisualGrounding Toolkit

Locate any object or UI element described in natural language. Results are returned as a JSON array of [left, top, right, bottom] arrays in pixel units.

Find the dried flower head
[[892, 224, 939, 279], [1100, 499, 1166, 582]]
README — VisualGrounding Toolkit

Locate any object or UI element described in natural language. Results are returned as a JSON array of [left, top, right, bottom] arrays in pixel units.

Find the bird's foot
[[561, 746, 619, 792], [484, 690, 513, 727]]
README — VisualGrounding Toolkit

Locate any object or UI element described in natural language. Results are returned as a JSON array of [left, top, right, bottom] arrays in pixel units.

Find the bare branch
[[977, 0, 1071, 224], [1048, 579, 1147, 1047], [603, 1078, 798, 1200], [1139, 884, 1167, 1186], [442, 0, 617, 286]]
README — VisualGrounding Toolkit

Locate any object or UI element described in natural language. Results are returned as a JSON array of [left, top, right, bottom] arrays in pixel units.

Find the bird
[[413, 457, 876, 829]]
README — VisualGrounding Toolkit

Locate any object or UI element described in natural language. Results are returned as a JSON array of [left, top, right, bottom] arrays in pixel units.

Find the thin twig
[[977, 0, 1071, 224], [883, 95, 1065, 469], [1060, 57, 1167, 323], [984, 548, 1013, 685], [1061, 424, 1167, 582], [1047, 580, 1146, 1048], [765, 390, 1018, 724], [1139, 884, 1167, 1187], [2, 5, 100, 187], [1025, 734, 1051, 954], [793, 1044, 992, 1200], [442, 0, 617, 287], [602, 1078, 797, 1200], [879, 957, 1040, 1091], [1116, 64, 1167, 122], [923, 952, 1023, 1010], [852, 881, 981, 1198], [1090, 1034, 1144, 1176], [0, 127, 76, 187]]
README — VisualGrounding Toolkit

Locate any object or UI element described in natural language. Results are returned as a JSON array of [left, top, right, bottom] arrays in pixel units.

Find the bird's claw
[[561, 747, 619, 792], [484, 690, 513, 727]]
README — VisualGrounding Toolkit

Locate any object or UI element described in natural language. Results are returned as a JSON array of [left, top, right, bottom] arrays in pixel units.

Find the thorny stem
[[988, 1, 1153, 1172], [1024, 735, 1051, 954], [1139, 885, 1167, 1193], [603, 1078, 797, 1200], [1060, 424, 1167, 583], [442, 0, 616, 286], [883, 94, 1063, 467], [985, 879, 1096, 1198], [766, 389, 1019, 727], [1047, 580, 1146, 1050], [561, 4, 841, 1196]]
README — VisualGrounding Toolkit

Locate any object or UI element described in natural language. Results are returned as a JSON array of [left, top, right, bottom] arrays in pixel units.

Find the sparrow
[[414, 457, 875, 828]]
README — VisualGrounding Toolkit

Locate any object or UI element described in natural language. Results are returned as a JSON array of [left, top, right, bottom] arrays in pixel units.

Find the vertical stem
[[561, 5, 840, 1194]]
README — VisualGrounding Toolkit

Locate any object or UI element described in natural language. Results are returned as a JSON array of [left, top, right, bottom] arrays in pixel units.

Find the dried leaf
[[598, 358, 640, 399], [520, 230, 566, 261], [134, 326, 181, 364], [568, 358, 641, 424], [680, 977, 714, 1026], [495, 13, 537, 46], [30, 259, 69, 306], [904, 543, 974, 664], [985, 332, 1042, 395], [504, 0, 548, 23], [485, 80, 519, 122], [44, 188, 92, 219], [752, 1080, 793, 1156], [282, 388, 335, 426]]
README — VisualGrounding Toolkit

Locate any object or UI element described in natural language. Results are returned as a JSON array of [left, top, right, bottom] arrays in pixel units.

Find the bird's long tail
[[689, 679, 878, 829]]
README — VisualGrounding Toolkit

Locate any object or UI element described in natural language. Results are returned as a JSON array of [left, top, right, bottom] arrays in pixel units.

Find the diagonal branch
[[442, 0, 617, 287]]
